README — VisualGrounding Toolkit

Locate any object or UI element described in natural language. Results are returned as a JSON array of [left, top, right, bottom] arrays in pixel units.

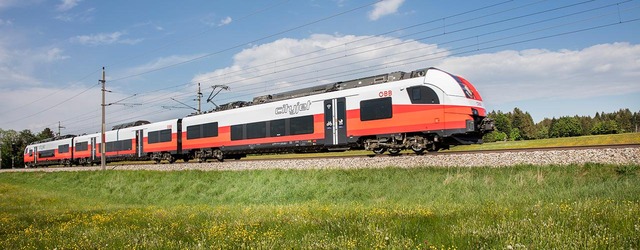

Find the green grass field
[[1, 164, 639, 249]]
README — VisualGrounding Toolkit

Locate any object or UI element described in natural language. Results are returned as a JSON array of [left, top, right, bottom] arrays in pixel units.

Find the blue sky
[[0, 0, 639, 135]]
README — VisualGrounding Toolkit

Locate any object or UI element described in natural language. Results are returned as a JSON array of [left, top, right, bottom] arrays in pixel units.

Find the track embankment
[[3, 146, 639, 173]]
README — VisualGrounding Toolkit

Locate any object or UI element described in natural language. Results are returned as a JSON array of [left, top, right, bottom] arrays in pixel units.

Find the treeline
[[0, 128, 55, 168], [484, 108, 640, 142]]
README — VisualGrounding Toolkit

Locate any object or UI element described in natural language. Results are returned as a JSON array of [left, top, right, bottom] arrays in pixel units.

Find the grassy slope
[[1, 164, 639, 249], [451, 132, 640, 151]]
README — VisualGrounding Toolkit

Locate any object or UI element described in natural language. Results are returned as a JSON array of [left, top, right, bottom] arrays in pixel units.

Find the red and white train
[[23, 67, 494, 167]]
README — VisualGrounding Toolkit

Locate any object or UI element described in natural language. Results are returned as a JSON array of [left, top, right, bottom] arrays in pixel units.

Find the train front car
[[425, 68, 494, 149], [360, 67, 494, 154], [23, 136, 75, 168]]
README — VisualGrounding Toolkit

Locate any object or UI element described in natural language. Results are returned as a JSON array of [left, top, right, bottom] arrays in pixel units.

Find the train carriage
[[139, 119, 182, 163], [181, 97, 326, 162], [23, 136, 74, 167], [73, 133, 100, 166], [181, 67, 494, 161]]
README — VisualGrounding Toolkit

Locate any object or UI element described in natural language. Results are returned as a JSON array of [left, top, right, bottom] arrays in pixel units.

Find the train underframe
[[362, 117, 495, 155]]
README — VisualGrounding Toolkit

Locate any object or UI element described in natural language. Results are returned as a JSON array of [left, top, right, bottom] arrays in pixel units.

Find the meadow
[[1, 163, 639, 249]]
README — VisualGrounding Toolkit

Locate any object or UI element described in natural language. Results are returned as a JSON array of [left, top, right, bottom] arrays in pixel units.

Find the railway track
[[2, 144, 639, 173], [243, 143, 640, 161]]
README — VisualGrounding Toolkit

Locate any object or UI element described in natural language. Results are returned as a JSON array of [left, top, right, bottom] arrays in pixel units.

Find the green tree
[[591, 120, 619, 135], [577, 116, 594, 136], [489, 111, 512, 138], [614, 108, 633, 133], [534, 118, 552, 139], [0, 129, 38, 168], [483, 131, 507, 142], [549, 116, 582, 138], [37, 128, 55, 141], [509, 128, 522, 141], [511, 108, 535, 140]]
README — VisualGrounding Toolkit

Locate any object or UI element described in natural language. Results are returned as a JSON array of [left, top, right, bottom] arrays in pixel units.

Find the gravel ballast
[[3, 147, 639, 173]]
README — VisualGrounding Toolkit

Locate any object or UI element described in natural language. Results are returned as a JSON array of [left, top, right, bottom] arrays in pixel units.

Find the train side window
[[231, 125, 244, 141], [270, 119, 286, 137], [106, 141, 115, 152], [246, 122, 267, 139], [290, 115, 314, 135], [202, 122, 218, 138], [186, 124, 201, 139], [187, 122, 218, 139], [407, 86, 439, 104], [120, 140, 132, 151], [75, 142, 89, 152], [58, 144, 70, 153], [360, 97, 392, 121], [149, 129, 172, 144], [159, 129, 172, 142], [39, 149, 55, 158]]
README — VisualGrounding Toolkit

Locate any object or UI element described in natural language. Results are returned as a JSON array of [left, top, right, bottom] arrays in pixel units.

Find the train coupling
[[478, 117, 495, 133]]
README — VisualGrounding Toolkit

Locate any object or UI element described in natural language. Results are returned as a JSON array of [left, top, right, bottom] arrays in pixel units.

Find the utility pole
[[197, 83, 202, 114], [100, 67, 106, 171], [57, 121, 65, 137]]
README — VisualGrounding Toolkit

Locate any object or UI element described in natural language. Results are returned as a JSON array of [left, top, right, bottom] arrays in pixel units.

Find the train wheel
[[388, 149, 401, 156], [164, 153, 176, 164], [411, 146, 425, 155], [373, 148, 386, 155], [213, 149, 224, 162]]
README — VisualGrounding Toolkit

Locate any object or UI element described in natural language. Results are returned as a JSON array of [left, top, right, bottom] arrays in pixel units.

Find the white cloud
[[218, 16, 232, 26], [71, 31, 142, 46], [55, 7, 94, 22], [122, 54, 206, 78], [56, 0, 81, 12], [0, 18, 13, 26], [192, 33, 446, 103], [436, 42, 640, 104], [0, 40, 69, 87], [368, 0, 405, 21], [43, 47, 70, 62]]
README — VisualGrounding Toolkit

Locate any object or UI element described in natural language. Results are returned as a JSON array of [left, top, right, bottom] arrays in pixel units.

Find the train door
[[136, 129, 144, 157], [91, 137, 97, 161], [324, 97, 347, 145], [34, 147, 38, 165]]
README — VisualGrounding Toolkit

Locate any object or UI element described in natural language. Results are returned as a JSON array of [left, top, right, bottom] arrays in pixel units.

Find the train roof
[[197, 67, 436, 115], [111, 120, 150, 130]]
